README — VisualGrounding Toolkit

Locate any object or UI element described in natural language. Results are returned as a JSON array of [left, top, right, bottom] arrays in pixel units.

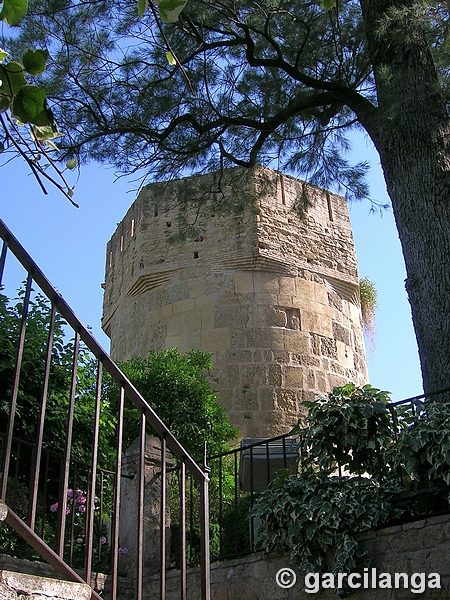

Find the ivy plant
[[252, 469, 402, 597], [252, 384, 405, 596], [252, 383, 450, 595]]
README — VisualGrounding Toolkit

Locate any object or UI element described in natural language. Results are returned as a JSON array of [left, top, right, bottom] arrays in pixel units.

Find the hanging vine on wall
[[359, 277, 378, 346]]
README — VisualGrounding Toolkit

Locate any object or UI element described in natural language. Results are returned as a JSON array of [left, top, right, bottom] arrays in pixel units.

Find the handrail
[[389, 386, 450, 406], [0, 501, 102, 600], [0, 219, 205, 481], [0, 218, 211, 600]]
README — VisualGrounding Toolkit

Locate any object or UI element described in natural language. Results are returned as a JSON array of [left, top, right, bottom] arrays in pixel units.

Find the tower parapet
[[102, 166, 367, 437]]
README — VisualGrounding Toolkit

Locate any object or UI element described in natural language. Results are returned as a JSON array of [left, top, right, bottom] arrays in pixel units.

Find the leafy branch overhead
[[0, 0, 187, 202], [0, 49, 78, 203], [0, 0, 80, 204], [7, 0, 450, 396]]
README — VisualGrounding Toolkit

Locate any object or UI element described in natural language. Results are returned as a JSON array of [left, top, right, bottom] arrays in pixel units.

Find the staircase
[[0, 219, 211, 600]]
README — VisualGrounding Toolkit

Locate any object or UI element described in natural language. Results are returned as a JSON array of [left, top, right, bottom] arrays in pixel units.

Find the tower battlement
[[102, 166, 367, 437]]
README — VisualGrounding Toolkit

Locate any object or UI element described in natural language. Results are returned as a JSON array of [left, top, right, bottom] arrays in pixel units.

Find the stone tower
[[102, 166, 368, 438]]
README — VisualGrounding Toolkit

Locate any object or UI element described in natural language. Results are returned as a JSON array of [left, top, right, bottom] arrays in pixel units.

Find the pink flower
[[100, 536, 107, 545], [50, 503, 58, 513], [67, 489, 74, 498], [76, 490, 86, 504], [118, 547, 129, 556], [78, 505, 86, 513], [66, 506, 71, 515]]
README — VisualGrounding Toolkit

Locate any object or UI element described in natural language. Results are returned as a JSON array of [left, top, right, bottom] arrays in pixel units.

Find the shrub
[[295, 383, 394, 480], [252, 469, 402, 595], [252, 383, 450, 596], [106, 349, 237, 460]]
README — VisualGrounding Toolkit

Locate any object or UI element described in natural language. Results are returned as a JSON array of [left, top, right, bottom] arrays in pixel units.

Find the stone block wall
[[102, 166, 368, 437], [2, 513, 449, 599], [128, 513, 450, 599], [0, 570, 91, 600]]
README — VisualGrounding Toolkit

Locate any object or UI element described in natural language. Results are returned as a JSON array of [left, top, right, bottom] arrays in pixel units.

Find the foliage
[[6, 0, 440, 195], [6, 0, 445, 198], [252, 469, 402, 596], [394, 400, 450, 487], [0, 288, 116, 468], [295, 383, 393, 480], [252, 383, 450, 595], [359, 277, 377, 344], [0, 0, 186, 202], [106, 349, 237, 461], [0, 0, 373, 195], [0, 35, 78, 203]]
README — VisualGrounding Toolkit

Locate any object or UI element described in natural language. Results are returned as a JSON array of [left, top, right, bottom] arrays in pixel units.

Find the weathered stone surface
[[138, 514, 450, 600], [102, 166, 368, 437], [2, 514, 450, 600], [0, 571, 91, 600], [119, 435, 173, 577]]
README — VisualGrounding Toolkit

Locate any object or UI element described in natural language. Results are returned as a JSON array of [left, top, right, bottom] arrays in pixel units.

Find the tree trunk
[[359, 0, 450, 395]]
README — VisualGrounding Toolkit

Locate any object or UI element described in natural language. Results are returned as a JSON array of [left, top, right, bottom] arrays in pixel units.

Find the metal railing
[[207, 387, 450, 562], [0, 219, 211, 600]]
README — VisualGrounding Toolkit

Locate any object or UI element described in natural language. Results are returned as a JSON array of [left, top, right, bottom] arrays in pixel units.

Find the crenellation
[[102, 166, 368, 437]]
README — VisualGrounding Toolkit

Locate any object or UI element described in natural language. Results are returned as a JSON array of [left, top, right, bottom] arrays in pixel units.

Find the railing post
[[110, 386, 124, 600], [0, 220, 214, 600], [0, 272, 33, 500], [179, 459, 187, 600], [200, 445, 211, 600], [0, 239, 7, 285]]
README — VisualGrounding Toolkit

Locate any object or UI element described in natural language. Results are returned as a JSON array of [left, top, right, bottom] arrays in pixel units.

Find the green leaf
[[166, 51, 176, 66], [137, 0, 147, 18], [155, 0, 187, 23], [0, 0, 28, 25], [0, 48, 9, 63], [320, 0, 336, 11], [305, 521, 318, 540], [0, 61, 27, 97], [65, 156, 78, 170], [31, 123, 61, 141], [0, 93, 10, 112], [11, 84, 51, 125], [22, 49, 49, 75]]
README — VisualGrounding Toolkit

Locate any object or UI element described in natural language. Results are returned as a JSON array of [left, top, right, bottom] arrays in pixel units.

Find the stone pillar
[[118, 435, 173, 576]]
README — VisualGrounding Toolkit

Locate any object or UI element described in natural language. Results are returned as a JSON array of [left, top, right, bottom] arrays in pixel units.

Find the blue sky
[[0, 130, 423, 402]]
